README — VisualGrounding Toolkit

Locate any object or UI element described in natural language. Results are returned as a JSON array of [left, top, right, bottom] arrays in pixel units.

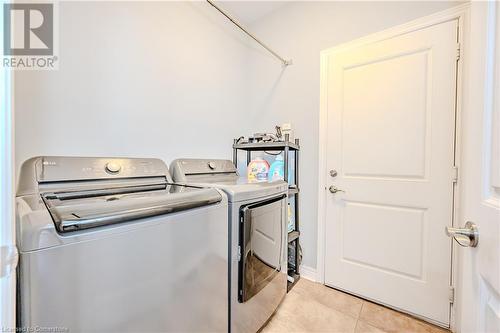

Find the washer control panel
[[35, 157, 170, 182]]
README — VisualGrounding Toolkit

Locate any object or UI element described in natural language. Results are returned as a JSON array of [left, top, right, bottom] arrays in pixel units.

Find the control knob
[[208, 161, 217, 170], [105, 162, 121, 174]]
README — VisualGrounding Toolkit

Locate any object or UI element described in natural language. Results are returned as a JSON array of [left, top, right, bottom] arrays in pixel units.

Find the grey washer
[[16, 156, 229, 332], [170, 158, 288, 333]]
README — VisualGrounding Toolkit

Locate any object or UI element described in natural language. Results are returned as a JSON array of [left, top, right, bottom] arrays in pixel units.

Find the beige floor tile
[[263, 280, 449, 333], [355, 320, 387, 333], [359, 301, 449, 333], [261, 314, 306, 333], [261, 292, 310, 333], [293, 279, 363, 318], [262, 290, 357, 333]]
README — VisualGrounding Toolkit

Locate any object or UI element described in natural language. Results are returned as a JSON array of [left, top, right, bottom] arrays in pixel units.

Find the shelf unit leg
[[295, 138, 300, 275], [233, 139, 238, 166]]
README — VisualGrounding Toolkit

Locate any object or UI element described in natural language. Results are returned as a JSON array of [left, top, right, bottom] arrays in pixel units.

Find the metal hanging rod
[[206, 0, 292, 66]]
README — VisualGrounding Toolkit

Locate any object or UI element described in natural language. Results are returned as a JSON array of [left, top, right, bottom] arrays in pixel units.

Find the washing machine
[[170, 159, 288, 333], [16, 156, 229, 332]]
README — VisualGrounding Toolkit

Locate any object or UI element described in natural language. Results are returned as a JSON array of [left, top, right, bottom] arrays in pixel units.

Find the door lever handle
[[329, 186, 345, 194], [445, 221, 478, 247]]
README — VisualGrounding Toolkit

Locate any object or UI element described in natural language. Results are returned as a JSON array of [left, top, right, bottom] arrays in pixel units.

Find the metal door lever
[[329, 186, 345, 194], [445, 221, 479, 247]]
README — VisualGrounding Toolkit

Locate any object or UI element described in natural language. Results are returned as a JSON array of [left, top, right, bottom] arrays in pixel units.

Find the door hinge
[[452, 166, 459, 183], [456, 42, 461, 61], [237, 245, 241, 262], [449, 286, 455, 303]]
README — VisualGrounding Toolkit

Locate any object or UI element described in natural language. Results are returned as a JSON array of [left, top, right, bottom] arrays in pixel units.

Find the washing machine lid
[[170, 159, 287, 202], [42, 184, 221, 233], [17, 156, 222, 233]]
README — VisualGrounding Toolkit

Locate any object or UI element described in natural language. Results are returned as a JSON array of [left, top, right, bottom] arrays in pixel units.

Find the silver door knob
[[329, 186, 345, 194], [445, 221, 479, 247]]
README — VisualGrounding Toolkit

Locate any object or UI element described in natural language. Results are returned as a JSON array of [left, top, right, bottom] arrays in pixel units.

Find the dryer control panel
[[173, 159, 236, 175], [169, 159, 238, 183]]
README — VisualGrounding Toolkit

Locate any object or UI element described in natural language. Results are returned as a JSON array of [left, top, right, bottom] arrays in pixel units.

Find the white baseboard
[[299, 265, 318, 282]]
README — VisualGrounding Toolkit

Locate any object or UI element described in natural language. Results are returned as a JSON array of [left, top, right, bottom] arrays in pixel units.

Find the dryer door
[[238, 195, 286, 303]]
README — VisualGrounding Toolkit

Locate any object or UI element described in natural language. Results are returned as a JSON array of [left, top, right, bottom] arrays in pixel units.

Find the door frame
[[0, 7, 16, 329], [317, 3, 469, 329]]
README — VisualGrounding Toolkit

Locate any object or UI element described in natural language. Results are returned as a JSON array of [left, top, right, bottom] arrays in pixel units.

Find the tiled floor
[[261, 279, 450, 333]]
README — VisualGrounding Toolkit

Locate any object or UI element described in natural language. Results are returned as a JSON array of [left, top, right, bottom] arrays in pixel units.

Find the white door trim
[[0, 37, 16, 330], [456, 2, 500, 332], [317, 3, 469, 329]]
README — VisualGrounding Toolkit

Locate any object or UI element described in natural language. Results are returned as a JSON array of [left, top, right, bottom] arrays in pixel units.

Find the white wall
[[14, 1, 253, 174], [14, 0, 463, 272], [246, 1, 463, 270]]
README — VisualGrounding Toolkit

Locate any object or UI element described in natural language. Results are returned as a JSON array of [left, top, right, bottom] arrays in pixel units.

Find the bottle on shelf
[[247, 158, 270, 183]]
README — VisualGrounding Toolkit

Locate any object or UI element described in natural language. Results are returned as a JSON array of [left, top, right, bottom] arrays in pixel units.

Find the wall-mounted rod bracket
[[206, 0, 292, 67]]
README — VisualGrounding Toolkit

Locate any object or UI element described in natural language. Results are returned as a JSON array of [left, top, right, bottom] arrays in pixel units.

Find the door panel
[[324, 20, 459, 325], [342, 201, 425, 279], [343, 50, 429, 179]]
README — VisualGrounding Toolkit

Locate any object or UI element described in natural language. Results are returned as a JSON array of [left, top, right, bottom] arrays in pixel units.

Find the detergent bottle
[[269, 155, 285, 182], [269, 155, 293, 183], [247, 158, 270, 183]]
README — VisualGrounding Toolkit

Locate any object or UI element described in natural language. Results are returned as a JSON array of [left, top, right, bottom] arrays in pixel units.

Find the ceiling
[[217, 1, 289, 24]]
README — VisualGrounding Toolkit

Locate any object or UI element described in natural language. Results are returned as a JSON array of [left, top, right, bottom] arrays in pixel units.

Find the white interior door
[[324, 20, 459, 325], [457, 2, 500, 332]]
